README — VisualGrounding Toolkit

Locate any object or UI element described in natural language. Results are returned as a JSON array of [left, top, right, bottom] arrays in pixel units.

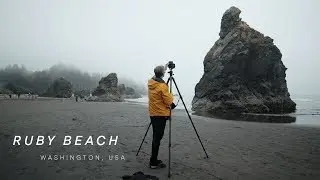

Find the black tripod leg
[[168, 114, 172, 177], [136, 122, 151, 156], [172, 78, 209, 158], [168, 77, 173, 178]]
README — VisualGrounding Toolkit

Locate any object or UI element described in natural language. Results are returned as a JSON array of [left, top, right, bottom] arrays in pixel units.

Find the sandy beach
[[0, 98, 319, 180]]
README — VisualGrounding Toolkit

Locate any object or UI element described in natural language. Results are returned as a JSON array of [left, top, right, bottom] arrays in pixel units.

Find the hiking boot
[[149, 160, 166, 169]]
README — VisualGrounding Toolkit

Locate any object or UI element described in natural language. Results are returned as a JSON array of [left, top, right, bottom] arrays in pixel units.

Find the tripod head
[[168, 69, 174, 77]]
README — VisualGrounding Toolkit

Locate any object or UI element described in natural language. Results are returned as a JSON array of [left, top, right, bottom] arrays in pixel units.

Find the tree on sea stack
[[44, 77, 72, 98], [192, 6, 296, 114]]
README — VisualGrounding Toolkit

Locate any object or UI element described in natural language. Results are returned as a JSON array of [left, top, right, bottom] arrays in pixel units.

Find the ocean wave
[[292, 98, 313, 102]]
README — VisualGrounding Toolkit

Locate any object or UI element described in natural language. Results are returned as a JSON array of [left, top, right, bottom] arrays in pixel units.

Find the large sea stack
[[90, 73, 122, 102], [192, 7, 296, 114]]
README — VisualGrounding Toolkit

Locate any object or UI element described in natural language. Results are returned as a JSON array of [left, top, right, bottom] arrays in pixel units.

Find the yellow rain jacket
[[148, 77, 173, 116]]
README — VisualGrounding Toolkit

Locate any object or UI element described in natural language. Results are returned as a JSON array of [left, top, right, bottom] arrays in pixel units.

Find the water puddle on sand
[[192, 112, 296, 123]]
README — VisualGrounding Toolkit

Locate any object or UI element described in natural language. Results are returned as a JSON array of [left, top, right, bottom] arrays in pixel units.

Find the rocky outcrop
[[74, 89, 90, 98], [125, 87, 141, 98], [192, 6, 296, 114], [118, 84, 126, 95], [118, 84, 142, 99], [92, 73, 118, 96], [44, 77, 72, 98], [90, 73, 122, 102]]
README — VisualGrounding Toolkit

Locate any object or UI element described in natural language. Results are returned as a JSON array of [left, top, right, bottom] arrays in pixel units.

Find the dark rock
[[118, 84, 126, 95], [192, 6, 296, 114], [124, 87, 142, 99], [90, 73, 122, 102], [74, 89, 90, 98], [219, 6, 242, 39], [118, 84, 142, 99], [92, 73, 118, 96], [122, 171, 159, 180], [43, 77, 72, 98], [193, 111, 296, 123], [125, 87, 134, 95]]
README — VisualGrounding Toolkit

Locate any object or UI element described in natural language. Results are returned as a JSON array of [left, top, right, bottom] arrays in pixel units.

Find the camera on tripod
[[168, 61, 175, 69]]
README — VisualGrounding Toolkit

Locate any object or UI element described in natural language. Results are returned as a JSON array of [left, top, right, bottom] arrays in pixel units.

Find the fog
[[0, 0, 319, 103]]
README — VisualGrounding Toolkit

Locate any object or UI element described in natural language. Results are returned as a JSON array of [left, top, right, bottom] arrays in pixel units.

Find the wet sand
[[0, 98, 319, 180]]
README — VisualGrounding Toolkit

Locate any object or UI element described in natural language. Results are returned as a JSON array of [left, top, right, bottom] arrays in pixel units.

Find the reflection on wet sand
[[193, 111, 296, 123]]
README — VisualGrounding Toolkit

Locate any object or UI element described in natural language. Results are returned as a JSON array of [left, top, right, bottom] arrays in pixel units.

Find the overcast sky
[[0, 0, 319, 101]]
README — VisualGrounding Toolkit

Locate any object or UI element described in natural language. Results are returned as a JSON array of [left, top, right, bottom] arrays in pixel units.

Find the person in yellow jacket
[[148, 64, 176, 169]]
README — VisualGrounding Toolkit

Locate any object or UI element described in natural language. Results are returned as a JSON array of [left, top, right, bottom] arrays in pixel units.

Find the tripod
[[136, 69, 209, 177]]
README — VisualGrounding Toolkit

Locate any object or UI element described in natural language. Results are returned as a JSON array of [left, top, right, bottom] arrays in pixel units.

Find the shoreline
[[0, 99, 319, 179], [1, 95, 320, 126]]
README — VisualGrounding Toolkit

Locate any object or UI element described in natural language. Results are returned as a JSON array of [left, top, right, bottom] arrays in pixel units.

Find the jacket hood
[[148, 77, 166, 90]]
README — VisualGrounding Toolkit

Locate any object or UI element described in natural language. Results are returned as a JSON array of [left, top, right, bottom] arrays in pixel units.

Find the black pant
[[150, 116, 168, 164]]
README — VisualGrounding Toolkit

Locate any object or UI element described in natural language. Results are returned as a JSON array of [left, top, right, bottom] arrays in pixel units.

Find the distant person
[[9, 94, 12, 99], [17, 93, 21, 99], [76, 95, 79, 102], [147, 64, 176, 169]]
